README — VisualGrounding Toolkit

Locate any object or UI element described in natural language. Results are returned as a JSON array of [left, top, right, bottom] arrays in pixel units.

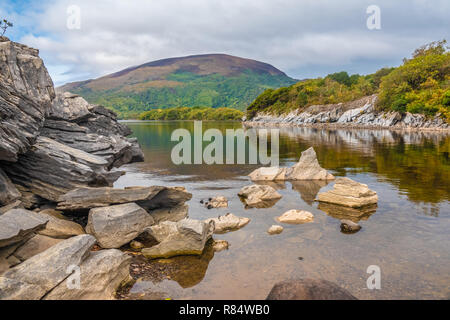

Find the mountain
[[59, 54, 297, 118]]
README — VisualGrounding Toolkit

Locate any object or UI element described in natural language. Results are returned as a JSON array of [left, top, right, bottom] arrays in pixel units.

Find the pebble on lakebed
[[267, 225, 284, 235]]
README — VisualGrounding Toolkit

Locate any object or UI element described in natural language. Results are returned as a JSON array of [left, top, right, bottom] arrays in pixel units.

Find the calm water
[[115, 121, 450, 300]]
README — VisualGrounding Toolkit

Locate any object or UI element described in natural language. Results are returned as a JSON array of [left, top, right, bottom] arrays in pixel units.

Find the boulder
[[286, 147, 335, 180], [238, 184, 282, 208], [203, 196, 228, 209], [0, 234, 96, 300], [205, 213, 250, 234], [149, 204, 189, 224], [13, 234, 63, 261], [340, 220, 362, 233], [37, 213, 85, 239], [2, 137, 123, 202], [267, 225, 284, 235], [266, 279, 357, 300], [0, 168, 21, 206], [141, 219, 214, 259], [277, 210, 314, 224], [0, 209, 48, 248], [316, 177, 378, 208], [57, 186, 192, 211], [47, 92, 91, 122], [44, 249, 131, 300], [86, 203, 154, 249], [0, 38, 55, 162], [249, 167, 287, 181]]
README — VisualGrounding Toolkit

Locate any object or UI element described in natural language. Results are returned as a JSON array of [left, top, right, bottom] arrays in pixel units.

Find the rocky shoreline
[[244, 95, 449, 132]]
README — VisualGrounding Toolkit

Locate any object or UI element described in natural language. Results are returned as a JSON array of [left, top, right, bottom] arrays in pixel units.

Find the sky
[[1, 0, 449, 86]]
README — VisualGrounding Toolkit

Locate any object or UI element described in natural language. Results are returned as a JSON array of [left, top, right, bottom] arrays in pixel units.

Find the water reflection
[[318, 202, 378, 222], [291, 180, 330, 205]]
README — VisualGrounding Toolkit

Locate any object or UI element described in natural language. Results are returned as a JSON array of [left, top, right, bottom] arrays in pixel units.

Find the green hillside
[[246, 41, 450, 122], [59, 54, 296, 119]]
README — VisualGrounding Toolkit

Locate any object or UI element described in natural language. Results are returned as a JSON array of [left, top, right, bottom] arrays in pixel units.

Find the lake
[[115, 120, 450, 300]]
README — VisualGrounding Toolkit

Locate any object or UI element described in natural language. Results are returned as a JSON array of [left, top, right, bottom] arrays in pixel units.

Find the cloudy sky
[[1, 0, 449, 86]]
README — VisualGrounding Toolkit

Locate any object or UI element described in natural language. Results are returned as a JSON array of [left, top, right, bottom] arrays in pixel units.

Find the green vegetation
[[0, 19, 13, 36], [139, 106, 243, 121], [247, 41, 450, 122], [71, 70, 295, 119]]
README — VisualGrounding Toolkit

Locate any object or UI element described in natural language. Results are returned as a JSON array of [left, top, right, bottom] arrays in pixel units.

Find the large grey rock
[[266, 279, 357, 300], [0, 168, 20, 206], [44, 249, 131, 300], [47, 92, 91, 122], [238, 184, 282, 208], [2, 137, 123, 202], [316, 177, 378, 208], [286, 147, 335, 180], [57, 186, 192, 211], [0, 209, 48, 248], [37, 213, 85, 239], [0, 234, 96, 300], [149, 204, 189, 224], [13, 234, 63, 261], [86, 203, 154, 249], [205, 213, 250, 234], [141, 219, 215, 259], [0, 38, 55, 162]]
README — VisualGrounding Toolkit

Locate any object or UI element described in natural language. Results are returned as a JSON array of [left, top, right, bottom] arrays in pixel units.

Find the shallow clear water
[[116, 121, 450, 300]]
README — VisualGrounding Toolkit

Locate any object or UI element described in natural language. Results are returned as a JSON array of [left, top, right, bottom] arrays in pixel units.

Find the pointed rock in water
[[205, 213, 250, 234], [0, 37, 55, 162], [316, 177, 378, 208], [0, 209, 49, 248], [277, 210, 314, 224], [340, 219, 362, 233], [248, 167, 287, 181], [86, 203, 154, 249], [267, 225, 284, 235], [238, 184, 282, 208], [57, 186, 192, 211], [44, 249, 131, 300], [141, 219, 215, 259], [0, 234, 96, 300], [286, 147, 335, 180]]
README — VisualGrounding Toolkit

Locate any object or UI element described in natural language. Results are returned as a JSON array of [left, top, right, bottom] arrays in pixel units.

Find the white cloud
[[9, 0, 450, 85]]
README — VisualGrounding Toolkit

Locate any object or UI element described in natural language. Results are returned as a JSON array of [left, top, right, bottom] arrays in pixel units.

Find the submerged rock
[[57, 186, 192, 211], [266, 279, 357, 300], [340, 220, 362, 233], [277, 210, 314, 224], [316, 177, 378, 208], [205, 213, 250, 234], [0, 209, 48, 248], [86, 203, 154, 249], [238, 184, 282, 208], [267, 225, 284, 235], [286, 147, 335, 180], [44, 249, 131, 300], [203, 196, 228, 209], [141, 219, 214, 259], [0, 234, 96, 300]]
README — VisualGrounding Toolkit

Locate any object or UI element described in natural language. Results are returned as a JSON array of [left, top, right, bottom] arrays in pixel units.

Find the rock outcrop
[[86, 203, 154, 249], [57, 186, 192, 211], [141, 219, 215, 259], [266, 279, 357, 300], [277, 210, 314, 224], [205, 213, 250, 234], [238, 184, 282, 208], [316, 177, 378, 208]]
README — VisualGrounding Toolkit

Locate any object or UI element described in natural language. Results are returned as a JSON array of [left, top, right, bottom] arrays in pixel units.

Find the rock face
[[0, 37, 55, 162], [267, 225, 284, 235], [248, 167, 287, 181], [86, 203, 154, 249], [2, 137, 123, 202], [57, 186, 192, 211], [0, 234, 96, 300], [266, 279, 357, 300], [316, 177, 378, 208], [0, 168, 20, 205], [205, 213, 250, 234], [141, 219, 215, 259], [238, 184, 282, 208], [0, 209, 48, 248], [286, 147, 335, 180], [277, 210, 314, 224], [44, 249, 131, 300]]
